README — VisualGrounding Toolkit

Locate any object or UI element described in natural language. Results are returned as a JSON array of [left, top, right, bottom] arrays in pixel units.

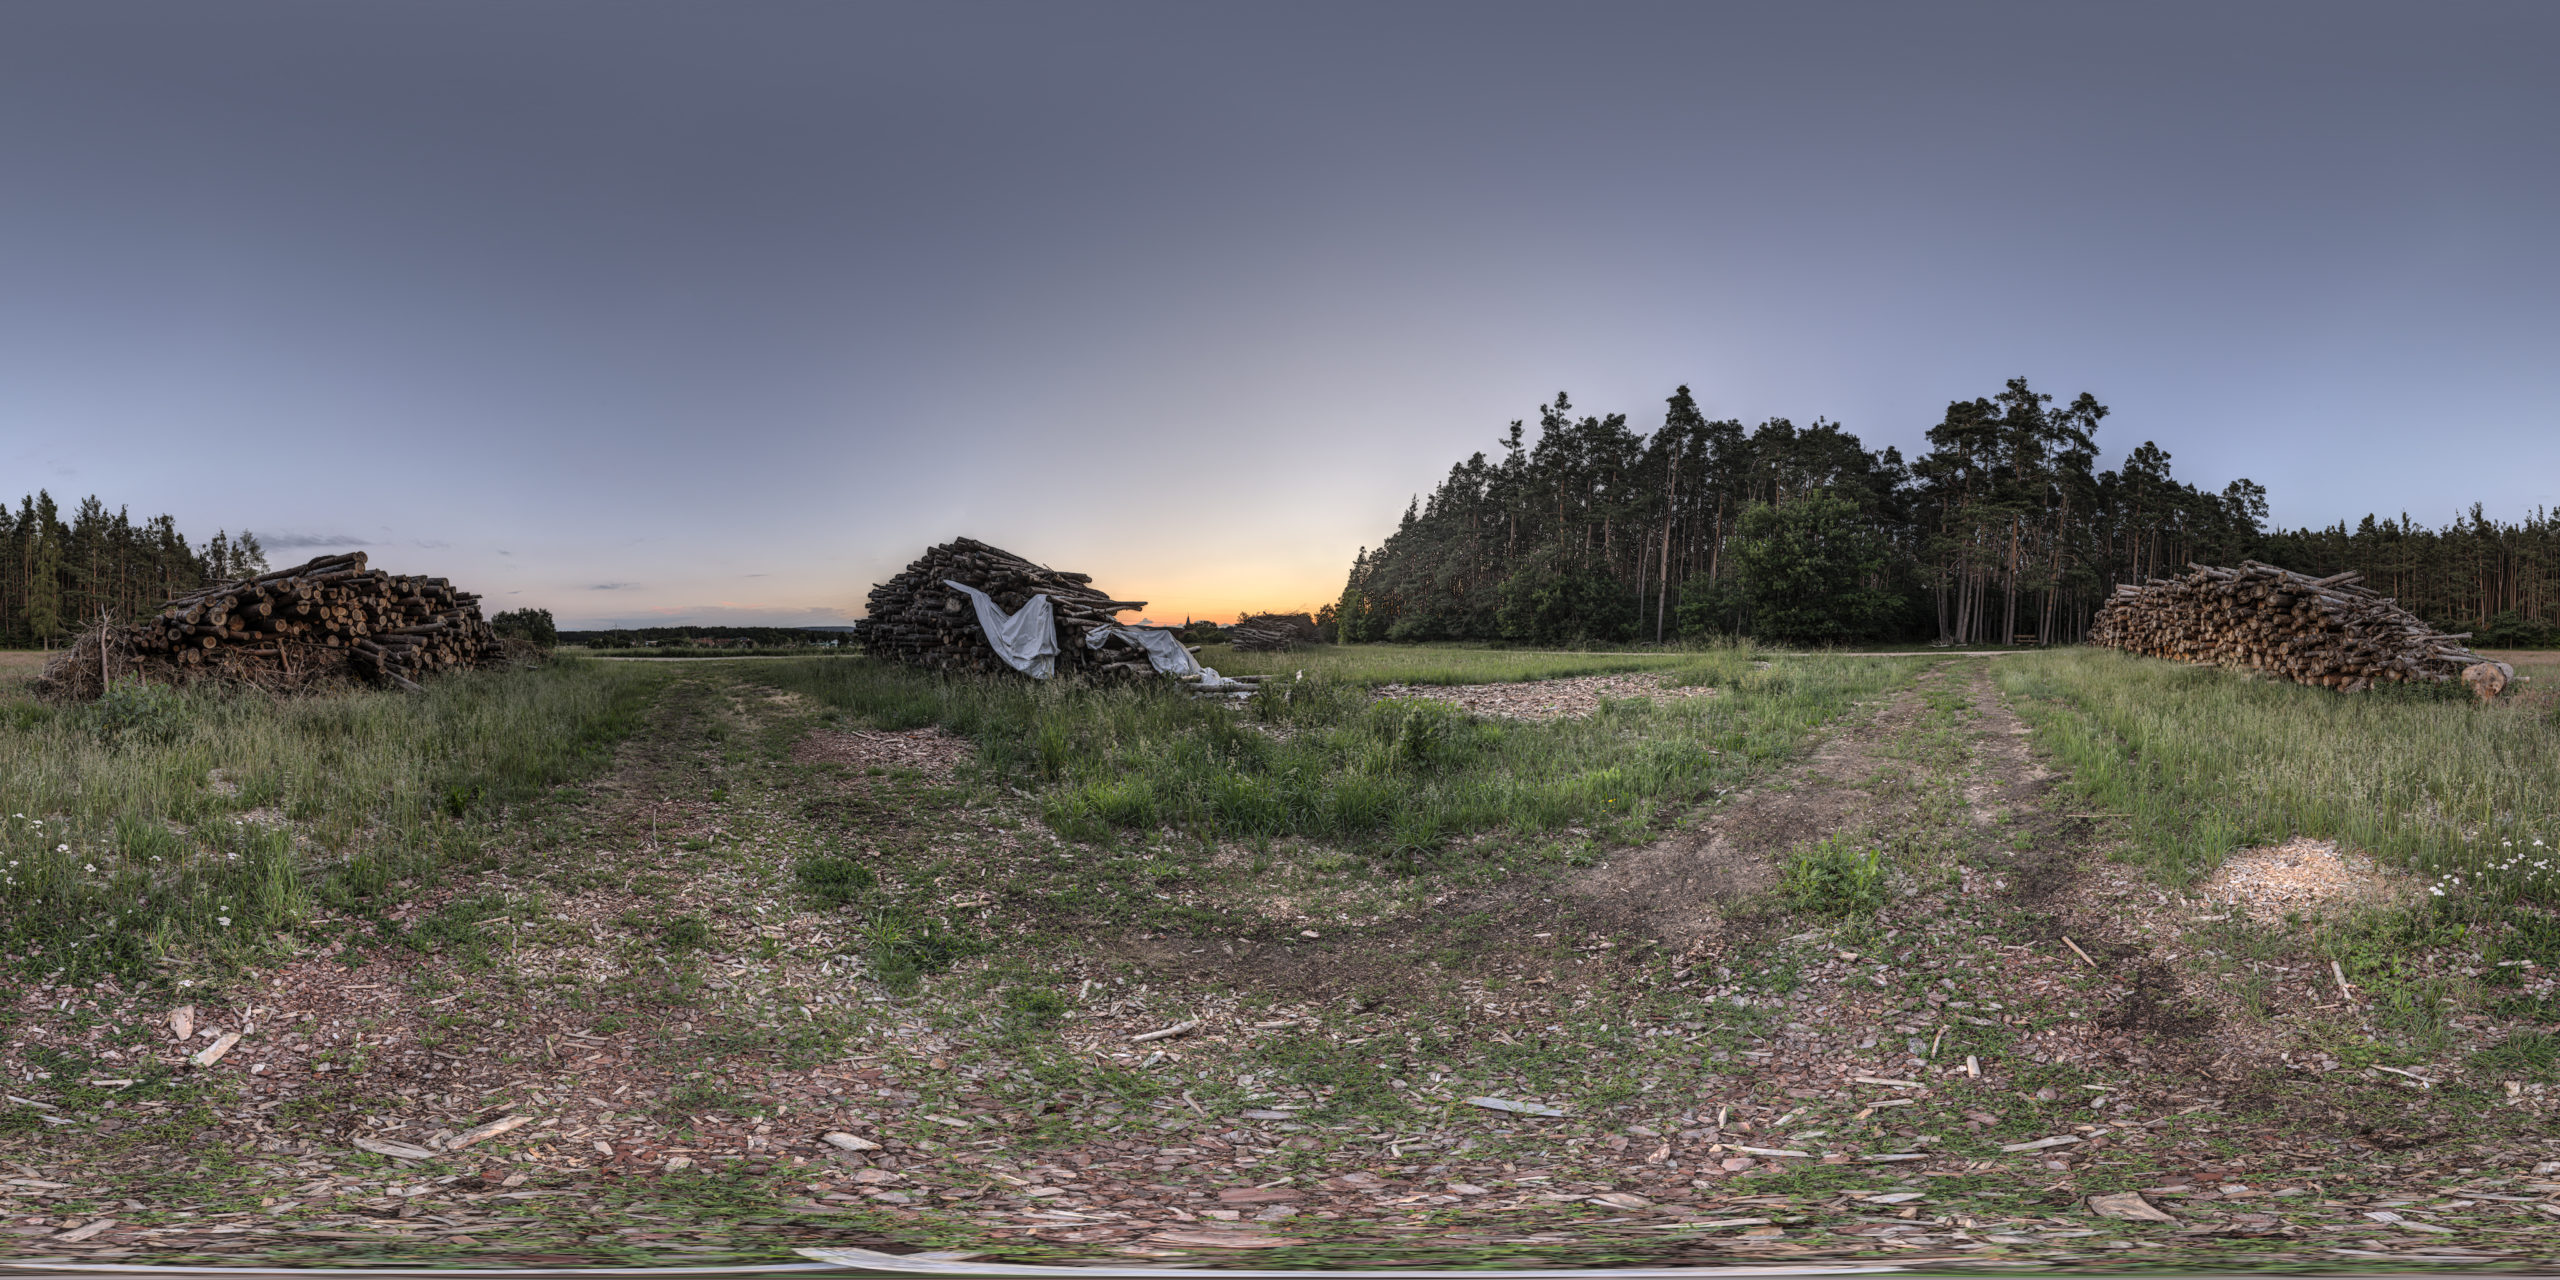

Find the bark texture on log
[[37, 552, 509, 698], [2089, 560, 2503, 695]]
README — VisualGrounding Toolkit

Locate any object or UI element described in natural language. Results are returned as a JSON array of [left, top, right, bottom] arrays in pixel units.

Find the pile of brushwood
[[1229, 611, 1318, 651], [2091, 560, 2505, 694], [862, 538, 1187, 678], [37, 552, 507, 698]]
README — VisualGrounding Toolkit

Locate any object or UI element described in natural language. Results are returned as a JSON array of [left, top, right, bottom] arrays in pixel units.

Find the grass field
[[2001, 647, 2558, 892], [0, 656, 669, 977], [6, 643, 2560, 1268], [752, 644, 1900, 859]]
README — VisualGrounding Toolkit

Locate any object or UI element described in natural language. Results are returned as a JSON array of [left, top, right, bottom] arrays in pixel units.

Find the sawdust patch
[[795, 726, 975, 781], [1372, 672, 1713, 721], [2193, 837, 2414, 923]]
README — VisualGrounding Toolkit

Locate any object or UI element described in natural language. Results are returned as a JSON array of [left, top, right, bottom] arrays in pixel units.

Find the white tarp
[[1084, 624, 1258, 693], [942, 580, 1057, 679], [1084, 623, 1199, 677]]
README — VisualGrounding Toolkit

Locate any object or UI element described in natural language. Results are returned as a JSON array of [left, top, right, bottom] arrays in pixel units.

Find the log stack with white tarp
[[2089, 560, 2511, 696], [860, 538, 1272, 693]]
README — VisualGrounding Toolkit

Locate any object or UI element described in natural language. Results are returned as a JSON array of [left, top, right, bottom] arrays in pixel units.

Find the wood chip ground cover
[[5, 652, 2560, 1270]]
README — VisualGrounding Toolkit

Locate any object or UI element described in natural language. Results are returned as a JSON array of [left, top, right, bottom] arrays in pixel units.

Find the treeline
[[559, 625, 851, 648], [2261, 508, 2560, 647], [1331, 379, 2553, 646], [2, 491, 267, 648]]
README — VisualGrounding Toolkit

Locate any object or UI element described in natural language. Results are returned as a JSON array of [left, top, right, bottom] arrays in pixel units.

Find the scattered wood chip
[[54, 1218, 115, 1242], [822, 1131, 881, 1152], [444, 1114, 530, 1150], [188, 1031, 241, 1069], [1654, 1217, 1771, 1230], [2365, 1210, 2455, 1234], [1147, 1230, 1296, 1249], [2001, 1135, 2083, 1152], [1728, 1145, 1811, 1158], [1131, 1019, 1200, 1043], [1862, 1153, 1930, 1163], [167, 1006, 194, 1041], [1866, 1192, 1925, 1204], [1216, 1187, 1301, 1205], [1240, 1109, 1298, 1121], [1852, 1076, 1925, 1088], [2062, 936, 2097, 967], [2089, 1191, 2179, 1224], [1589, 1192, 1653, 1209], [352, 1136, 439, 1161], [1464, 1096, 1563, 1117]]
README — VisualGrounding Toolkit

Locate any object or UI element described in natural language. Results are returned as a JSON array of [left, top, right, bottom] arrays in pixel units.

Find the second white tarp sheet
[[1084, 625, 1256, 692]]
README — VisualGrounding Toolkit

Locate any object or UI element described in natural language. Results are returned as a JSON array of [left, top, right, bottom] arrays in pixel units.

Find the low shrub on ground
[[1778, 834, 1889, 917]]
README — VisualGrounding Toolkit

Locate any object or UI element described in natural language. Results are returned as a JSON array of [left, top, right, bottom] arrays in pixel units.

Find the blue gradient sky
[[5, 2, 2553, 627]]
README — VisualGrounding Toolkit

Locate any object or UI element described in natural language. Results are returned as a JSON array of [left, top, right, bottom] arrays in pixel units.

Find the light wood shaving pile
[[2194, 836, 2410, 922], [1372, 672, 1715, 722]]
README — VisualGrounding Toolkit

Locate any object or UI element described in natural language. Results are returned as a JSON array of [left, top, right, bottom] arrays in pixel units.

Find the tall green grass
[[1999, 648, 2560, 895], [0, 658, 668, 978], [755, 648, 1904, 861]]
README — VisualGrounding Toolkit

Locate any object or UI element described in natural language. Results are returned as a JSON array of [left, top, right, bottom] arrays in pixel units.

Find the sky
[[3, 3, 2553, 629]]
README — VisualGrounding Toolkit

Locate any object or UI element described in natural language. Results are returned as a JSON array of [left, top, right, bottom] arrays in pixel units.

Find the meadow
[[7, 641, 2560, 1268], [2000, 647, 2559, 894], [0, 657, 667, 977]]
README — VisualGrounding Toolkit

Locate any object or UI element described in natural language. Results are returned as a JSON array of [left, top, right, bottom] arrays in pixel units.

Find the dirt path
[[1569, 668, 1953, 945]]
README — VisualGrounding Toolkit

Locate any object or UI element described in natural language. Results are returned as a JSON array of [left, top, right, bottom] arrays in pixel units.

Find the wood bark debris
[[2088, 1191, 2180, 1224], [2090, 560, 2506, 695], [351, 1136, 439, 1161], [187, 1031, 241, 1069], [36, 551, 507, 697], [444, 1114, 530, 1150]]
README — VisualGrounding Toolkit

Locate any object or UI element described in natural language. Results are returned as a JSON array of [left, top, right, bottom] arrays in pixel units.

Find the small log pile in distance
[[860, 538, 1273, 690], [1229, 612, 1318, 651], [2089, 560, 2502, 694], [42, 552, 508, 697]]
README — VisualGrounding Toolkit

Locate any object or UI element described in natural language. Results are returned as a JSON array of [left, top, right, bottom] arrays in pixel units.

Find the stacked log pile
[[2089, 560, 2501, 693], [1229, 612, 1318, 651], [38, 552, 506, 697], [861, 538, 1149, 676], [860, 538, 1275, 692]]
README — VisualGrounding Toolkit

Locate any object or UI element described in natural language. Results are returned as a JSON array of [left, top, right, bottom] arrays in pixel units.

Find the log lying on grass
[[860, 537, 1276, 693], [2089, 560, 2508, 696], [38, 552, 508, 698]]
